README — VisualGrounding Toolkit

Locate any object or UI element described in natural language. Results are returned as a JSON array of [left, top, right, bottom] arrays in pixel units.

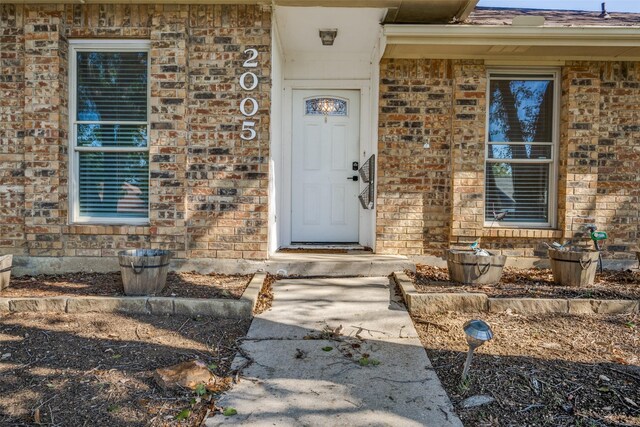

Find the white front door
[[291, 90, 360, 243]]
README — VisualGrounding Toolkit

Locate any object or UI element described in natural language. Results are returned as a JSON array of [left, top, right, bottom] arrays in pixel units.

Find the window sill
[[482, 227, 562, 239], [69, 218, 151, 227]]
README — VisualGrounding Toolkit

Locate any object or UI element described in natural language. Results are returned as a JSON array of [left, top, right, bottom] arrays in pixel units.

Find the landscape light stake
[[461, 319, 493, 381]]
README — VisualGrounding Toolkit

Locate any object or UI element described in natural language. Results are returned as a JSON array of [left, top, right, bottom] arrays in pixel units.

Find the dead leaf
[[624, 397, 638, 407], [33, 408, 41, 424], [611, 356, 628, 365]]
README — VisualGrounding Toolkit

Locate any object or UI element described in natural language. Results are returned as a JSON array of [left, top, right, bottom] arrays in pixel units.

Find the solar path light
[[461, 319, 493, 381]]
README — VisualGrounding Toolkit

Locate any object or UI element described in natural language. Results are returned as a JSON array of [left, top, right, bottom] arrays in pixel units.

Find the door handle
[[347, 175, 359, 181]]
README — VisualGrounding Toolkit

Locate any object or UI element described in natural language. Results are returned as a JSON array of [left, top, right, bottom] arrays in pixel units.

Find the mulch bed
[[415, 312, 640, 427], [0, 312, 251, 426], [1, 272, 252, 300], [410, 265, 640, 300]]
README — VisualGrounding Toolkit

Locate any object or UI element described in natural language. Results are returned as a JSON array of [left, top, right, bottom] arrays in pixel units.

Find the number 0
[[243, 48, 258, 68], [240, 98, 258, 117], [239, 72, 258, 91]]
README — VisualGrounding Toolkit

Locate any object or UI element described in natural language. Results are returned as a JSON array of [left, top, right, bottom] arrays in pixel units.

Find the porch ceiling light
[[461, 319, 493, 381], [319, 29, 338, 46]]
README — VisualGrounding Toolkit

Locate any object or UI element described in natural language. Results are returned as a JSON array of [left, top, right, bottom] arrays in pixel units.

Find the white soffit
[[383, 25, 640, 60], [275, 6, 386, 58]]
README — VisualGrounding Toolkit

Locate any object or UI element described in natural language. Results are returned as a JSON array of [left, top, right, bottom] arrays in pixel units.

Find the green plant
[[175, 409, 190, 420], [458, 376, 471, 393], [223, 407, 237, 416], [358, 357, 380, 367], [195, 383, 207, 396]]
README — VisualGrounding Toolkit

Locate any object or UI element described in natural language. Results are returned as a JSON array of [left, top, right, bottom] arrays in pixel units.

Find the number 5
[[241, 121, 256, 140]]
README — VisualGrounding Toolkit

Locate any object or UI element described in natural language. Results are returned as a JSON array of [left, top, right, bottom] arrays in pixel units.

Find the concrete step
[[263, 252, 415, 277]]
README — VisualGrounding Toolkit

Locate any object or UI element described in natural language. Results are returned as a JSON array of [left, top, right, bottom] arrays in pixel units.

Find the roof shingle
[[467, 7, 640, 27]]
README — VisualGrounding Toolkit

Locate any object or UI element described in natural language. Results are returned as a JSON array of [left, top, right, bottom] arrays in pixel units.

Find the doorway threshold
[[280, 243, 371, 254]]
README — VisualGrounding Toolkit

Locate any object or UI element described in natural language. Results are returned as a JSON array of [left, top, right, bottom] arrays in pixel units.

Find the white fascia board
[[384, 25, 640, 47]]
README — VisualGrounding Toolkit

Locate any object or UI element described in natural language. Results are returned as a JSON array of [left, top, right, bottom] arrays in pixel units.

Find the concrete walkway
[[206, 277, 462, 427]]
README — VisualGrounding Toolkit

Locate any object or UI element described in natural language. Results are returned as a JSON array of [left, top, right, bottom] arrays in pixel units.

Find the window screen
[[485, 74, 556, 225], [72, 47, 149, 222]]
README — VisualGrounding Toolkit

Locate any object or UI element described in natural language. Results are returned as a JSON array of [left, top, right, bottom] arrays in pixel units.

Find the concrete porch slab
[[247, 277, 418, 340]]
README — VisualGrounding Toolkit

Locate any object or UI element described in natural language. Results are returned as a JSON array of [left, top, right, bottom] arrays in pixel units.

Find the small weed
[[194, 383, 207, 397], [223, 407, 238, 416], [322, 346, 333, 352], [175, 409, 190, 420], [359, 357, 380, 367], [458, 376, 471, 394]]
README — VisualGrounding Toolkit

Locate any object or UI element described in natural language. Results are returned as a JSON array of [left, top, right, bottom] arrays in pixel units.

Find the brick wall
[[0, 5, 25, 255], [0, 4, 271, 260], [378, 59, 640, 260], [596, 62, 640, 258], [376, 59, 453, 255]]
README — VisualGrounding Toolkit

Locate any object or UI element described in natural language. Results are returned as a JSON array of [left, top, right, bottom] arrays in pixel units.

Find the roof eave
[[383, 24, 640, 60], [385, 24, 640, 44]]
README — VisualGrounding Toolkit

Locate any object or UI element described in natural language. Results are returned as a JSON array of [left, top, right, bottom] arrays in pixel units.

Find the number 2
[[243, 48, 258, 68]]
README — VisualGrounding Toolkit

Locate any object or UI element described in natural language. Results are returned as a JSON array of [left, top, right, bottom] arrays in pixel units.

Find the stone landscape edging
[[393, 271, 640, 316], [0, 273, 266, 318]]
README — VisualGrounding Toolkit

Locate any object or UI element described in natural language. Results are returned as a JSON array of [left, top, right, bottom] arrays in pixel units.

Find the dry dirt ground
[[0, 312, 251, 426], [1, 272, 251, 299], [411, 265, 640, 300], [415, 312, 640, 427]]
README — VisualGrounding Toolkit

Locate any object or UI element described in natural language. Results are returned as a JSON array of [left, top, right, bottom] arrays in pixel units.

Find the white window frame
[[484, 68, 560, 229], [69, 39, 151, 225]]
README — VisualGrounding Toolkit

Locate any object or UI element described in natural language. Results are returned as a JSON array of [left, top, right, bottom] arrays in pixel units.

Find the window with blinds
[[485, 71, 558, 227], [70, 41, 150, 224]]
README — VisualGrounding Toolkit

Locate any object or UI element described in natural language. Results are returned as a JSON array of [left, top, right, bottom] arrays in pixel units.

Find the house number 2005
[[240, 48, 259, 141]]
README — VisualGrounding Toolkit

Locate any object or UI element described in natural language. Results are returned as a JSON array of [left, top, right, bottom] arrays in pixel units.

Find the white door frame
[[280, 79, 376, 249]]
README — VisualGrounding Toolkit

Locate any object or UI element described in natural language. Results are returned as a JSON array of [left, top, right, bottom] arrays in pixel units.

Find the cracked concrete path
[[206, 277, 462, 427]]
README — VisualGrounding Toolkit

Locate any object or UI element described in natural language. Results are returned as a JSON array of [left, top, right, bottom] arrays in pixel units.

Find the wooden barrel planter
[[447, 249, 507, 285], [548, 248, 599, 287], [118, 249, 172, 296], [0, 254, 12, 291]]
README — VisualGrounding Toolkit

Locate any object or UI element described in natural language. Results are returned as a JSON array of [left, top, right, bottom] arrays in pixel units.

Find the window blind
[[78, 152, 149, 217], [73, 49, 149, 222]]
